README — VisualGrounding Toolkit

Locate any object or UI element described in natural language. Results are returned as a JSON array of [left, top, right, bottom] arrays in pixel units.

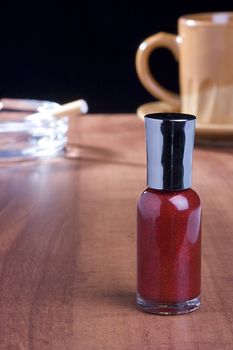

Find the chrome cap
[[145, 113, 196, 191]]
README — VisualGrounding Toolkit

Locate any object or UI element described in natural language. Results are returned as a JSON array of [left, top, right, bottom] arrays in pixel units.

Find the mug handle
[[136, 32, 181, 109]]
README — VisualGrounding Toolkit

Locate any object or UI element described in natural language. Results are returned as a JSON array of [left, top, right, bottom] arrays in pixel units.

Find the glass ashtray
[[0, 98, 68, 160]]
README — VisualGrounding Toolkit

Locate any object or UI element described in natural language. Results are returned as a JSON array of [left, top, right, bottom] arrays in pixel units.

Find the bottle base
[[137, 293, 200, 315]]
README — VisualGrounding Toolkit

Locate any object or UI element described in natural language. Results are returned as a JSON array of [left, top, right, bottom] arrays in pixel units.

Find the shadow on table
[[106, 290, 136, 310], [0, 144, 145, 169], [65, 144, 145, 168], [74, 286, 136, 311]]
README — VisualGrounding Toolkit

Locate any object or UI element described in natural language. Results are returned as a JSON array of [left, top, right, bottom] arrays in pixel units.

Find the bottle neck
[[147, 186, 191, 193]]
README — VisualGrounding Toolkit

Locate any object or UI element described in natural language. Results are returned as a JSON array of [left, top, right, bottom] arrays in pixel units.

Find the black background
[[0, 1, 231, 112]]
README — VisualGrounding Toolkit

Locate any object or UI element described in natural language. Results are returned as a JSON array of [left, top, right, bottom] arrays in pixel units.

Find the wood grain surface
[[0, 114, 233, 349]]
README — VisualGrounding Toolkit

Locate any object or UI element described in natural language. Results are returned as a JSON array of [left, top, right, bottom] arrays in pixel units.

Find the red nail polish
[[137, 113, 201, 315]]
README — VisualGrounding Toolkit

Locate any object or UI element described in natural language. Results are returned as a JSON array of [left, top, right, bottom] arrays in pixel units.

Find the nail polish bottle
[[137, 113, 201, 315]]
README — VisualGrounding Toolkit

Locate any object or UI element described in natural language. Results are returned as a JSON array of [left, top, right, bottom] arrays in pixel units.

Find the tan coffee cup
[[136, 12, 233, 124]]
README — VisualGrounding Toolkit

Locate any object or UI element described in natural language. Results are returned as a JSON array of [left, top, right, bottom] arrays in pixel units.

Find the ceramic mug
[[136, 12, 233, 124]]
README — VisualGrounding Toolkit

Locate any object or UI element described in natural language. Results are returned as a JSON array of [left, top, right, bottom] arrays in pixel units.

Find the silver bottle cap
[[145, 113, 196, 191]]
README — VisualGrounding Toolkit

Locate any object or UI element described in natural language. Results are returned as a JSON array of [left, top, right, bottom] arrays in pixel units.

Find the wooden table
[[0, 114, 233, 349]]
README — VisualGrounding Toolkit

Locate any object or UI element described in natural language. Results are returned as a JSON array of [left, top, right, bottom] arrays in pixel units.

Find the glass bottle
[[137, 113, 201, 315]]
